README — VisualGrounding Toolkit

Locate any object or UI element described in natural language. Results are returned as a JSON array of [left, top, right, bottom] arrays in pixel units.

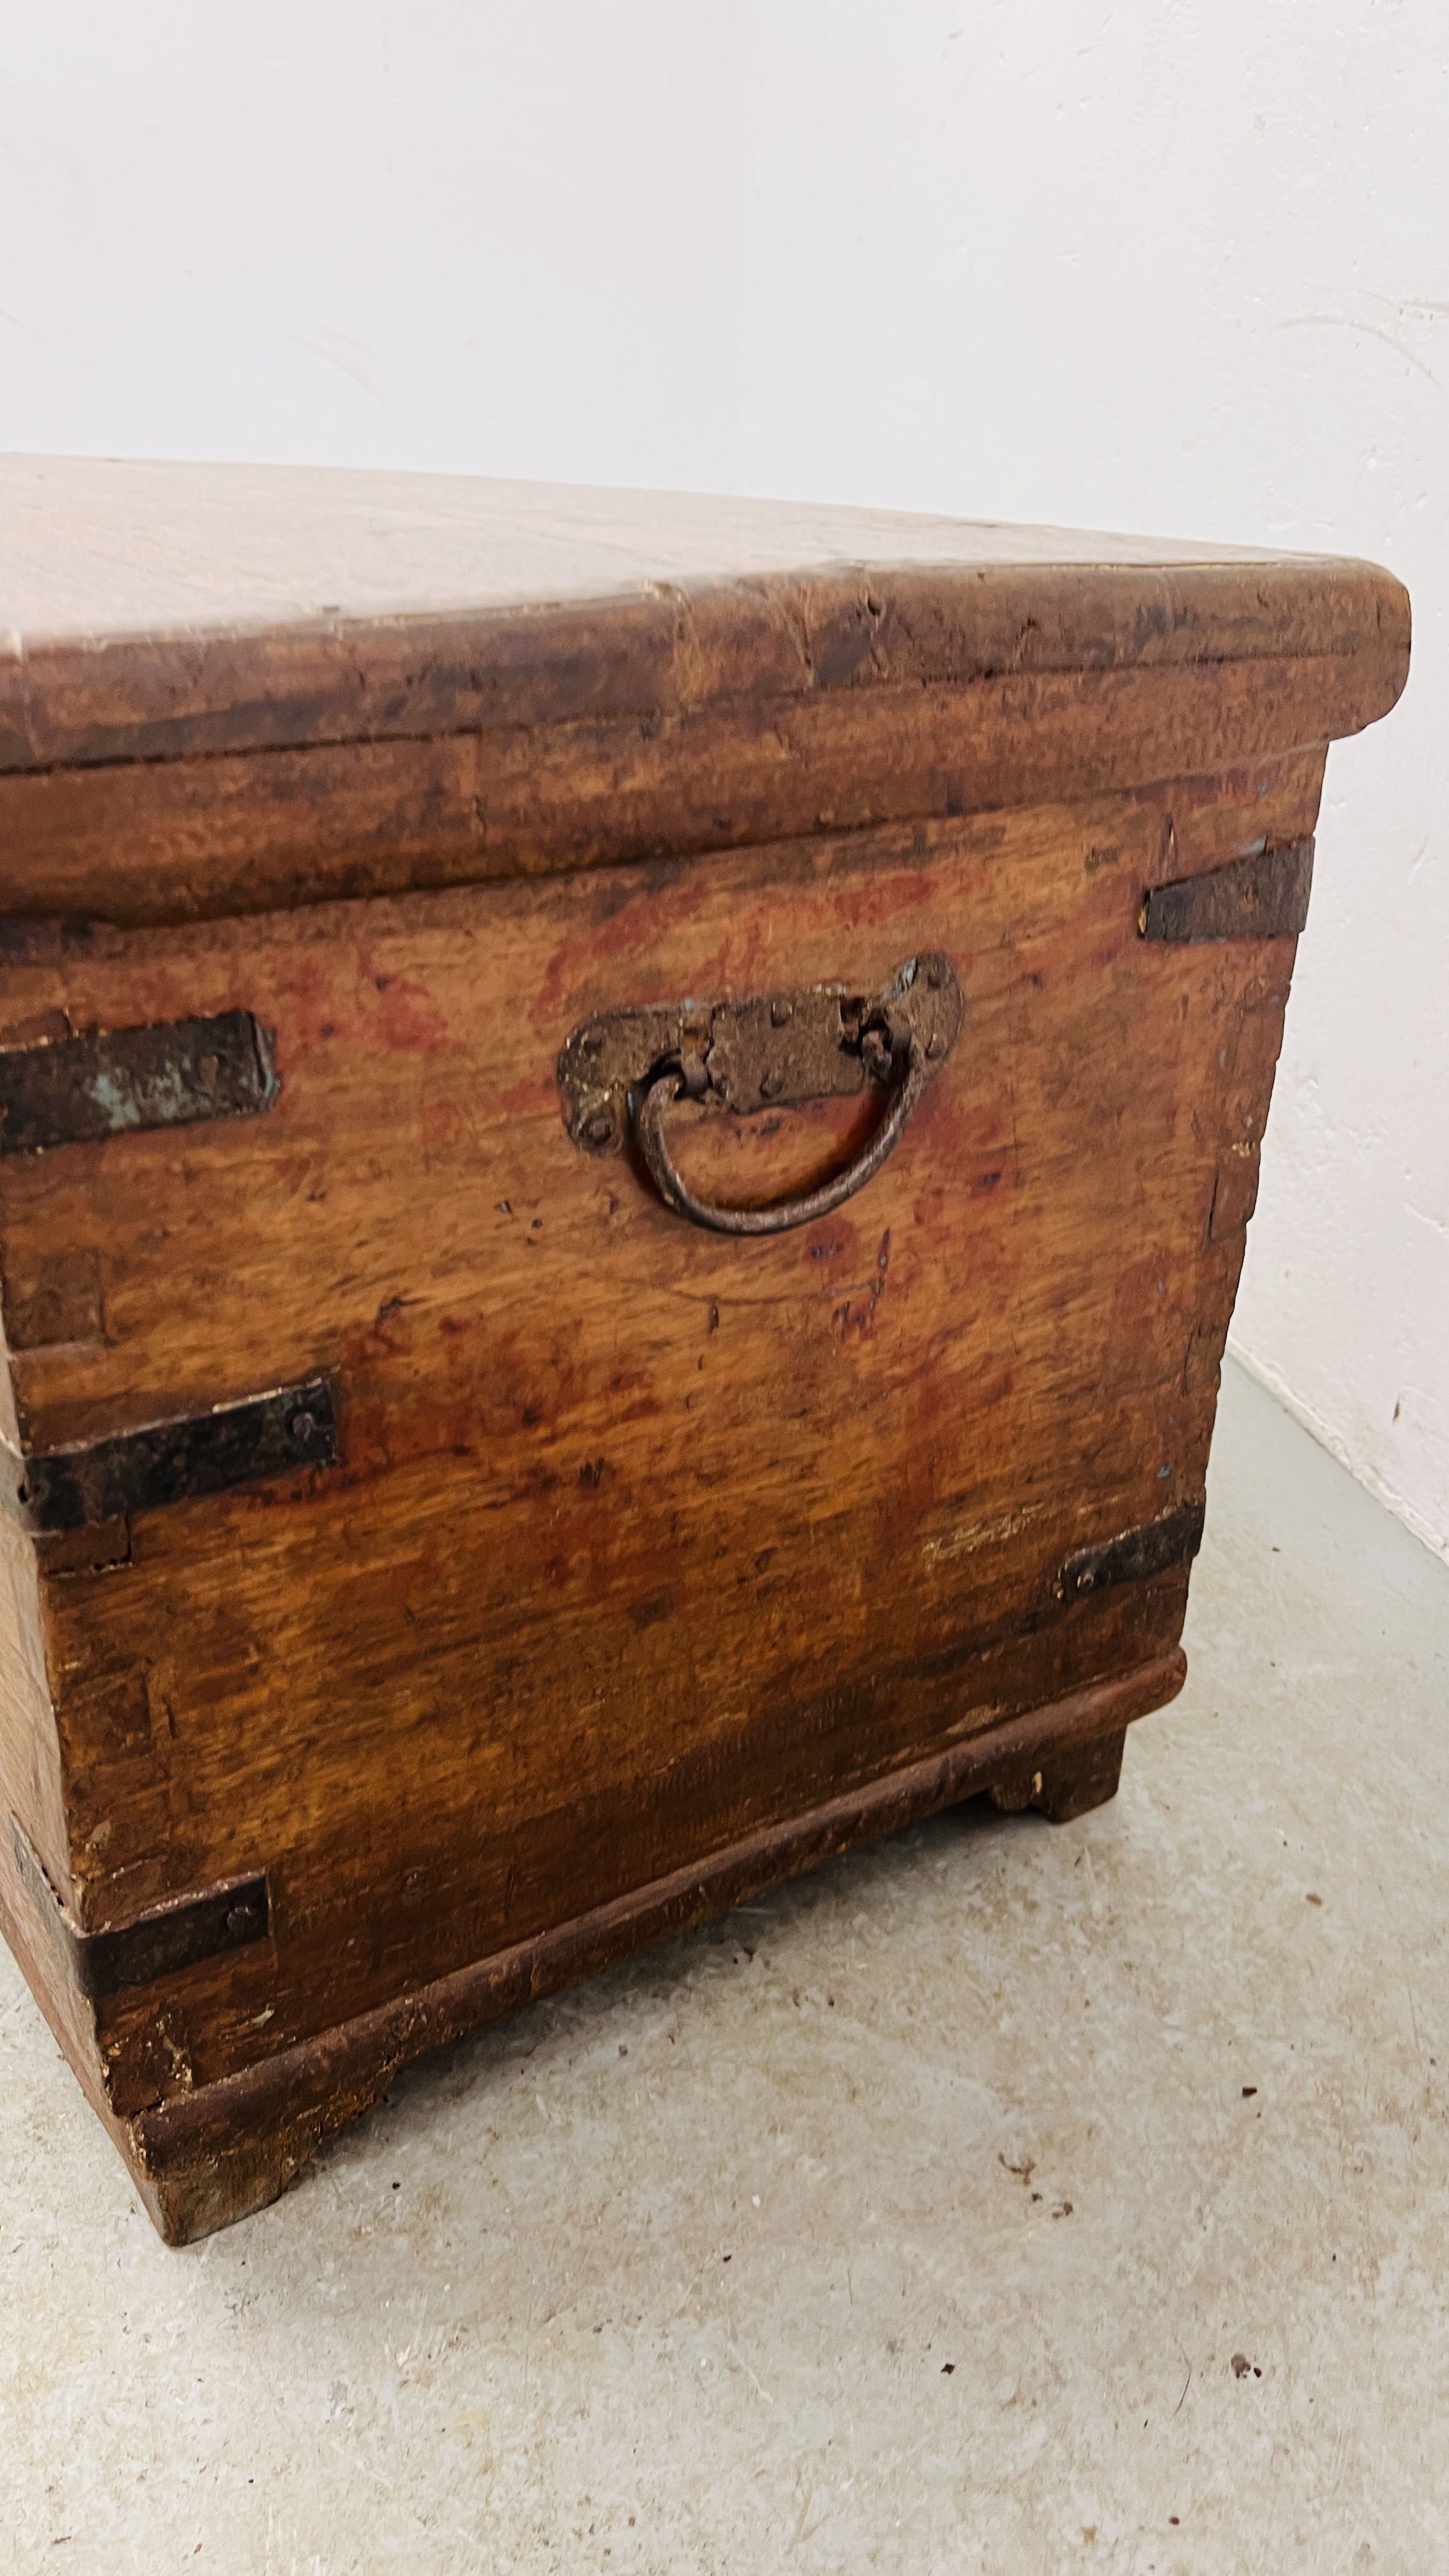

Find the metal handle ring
[[634, 1030, 930, 1237]]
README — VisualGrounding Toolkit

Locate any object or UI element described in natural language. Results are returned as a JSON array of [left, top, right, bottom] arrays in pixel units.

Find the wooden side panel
[[0, 1515, 72, 1897], [0, 753, 1321, 2120], [0, 1296, 74, 1904], [0, 1416, 110, 2104]]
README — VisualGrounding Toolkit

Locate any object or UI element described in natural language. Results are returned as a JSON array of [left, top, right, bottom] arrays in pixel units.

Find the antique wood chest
[[0, 459, 1409, 2239]]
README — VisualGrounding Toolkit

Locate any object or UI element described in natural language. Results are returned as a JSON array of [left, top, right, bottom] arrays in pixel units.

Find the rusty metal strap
[[10, 1377, 338, 1534], [1058, 1500, 1207, 1602], [1140, 840, 1314, 944], [0, 1010, 278, 1154], [10, 1816, 268, 2002]]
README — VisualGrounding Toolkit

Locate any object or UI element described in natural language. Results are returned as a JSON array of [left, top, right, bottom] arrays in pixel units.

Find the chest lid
[[0, 456, 1408, 928]]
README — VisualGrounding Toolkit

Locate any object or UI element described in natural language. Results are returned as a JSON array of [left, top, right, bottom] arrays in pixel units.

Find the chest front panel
[[0, 751, 1319, 2107]]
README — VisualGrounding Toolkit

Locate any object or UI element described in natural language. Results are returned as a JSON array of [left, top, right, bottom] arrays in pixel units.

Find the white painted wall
[[3, 1, 1446, 1556]]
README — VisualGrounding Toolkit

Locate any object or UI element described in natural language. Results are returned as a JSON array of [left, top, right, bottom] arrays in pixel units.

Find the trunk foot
[[988, 1725, 1126, 1824]]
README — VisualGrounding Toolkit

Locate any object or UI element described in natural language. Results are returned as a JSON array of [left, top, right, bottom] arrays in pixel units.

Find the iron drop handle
[[557, 953, 962, 1236]]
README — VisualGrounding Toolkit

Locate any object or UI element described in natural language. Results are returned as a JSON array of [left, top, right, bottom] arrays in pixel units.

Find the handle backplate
[[558, 954, 962, 1233], [558, 954, 962, 1155]]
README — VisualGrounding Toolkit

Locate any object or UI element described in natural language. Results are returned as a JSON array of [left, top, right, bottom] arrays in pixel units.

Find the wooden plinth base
[[15, 1648, 1183, 2244]]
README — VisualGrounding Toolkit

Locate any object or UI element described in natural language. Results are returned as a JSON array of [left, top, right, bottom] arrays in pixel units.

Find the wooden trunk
[[0, 461, 1409, 2240]]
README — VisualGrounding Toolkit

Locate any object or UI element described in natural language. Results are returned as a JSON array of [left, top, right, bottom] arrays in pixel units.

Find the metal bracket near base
[[1057, 1499, 1206, 1602], [10, 1817, 269, 2002]]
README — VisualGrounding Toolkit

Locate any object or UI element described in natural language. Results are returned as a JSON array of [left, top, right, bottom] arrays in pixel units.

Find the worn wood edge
[[0, 650, 1402, 931], [117, 1647, 1186, 2244], [0, 555, 1409, 778]]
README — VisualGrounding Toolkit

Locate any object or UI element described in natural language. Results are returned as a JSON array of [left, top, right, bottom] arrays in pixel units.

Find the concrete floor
[[2, 1358, 1448, 2575]]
